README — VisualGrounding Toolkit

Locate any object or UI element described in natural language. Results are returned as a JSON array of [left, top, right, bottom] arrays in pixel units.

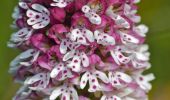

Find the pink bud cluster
[[9, 0, 154, 100]]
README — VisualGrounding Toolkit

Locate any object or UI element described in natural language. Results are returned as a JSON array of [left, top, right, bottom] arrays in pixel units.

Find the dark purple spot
[[35, 15, 40, 19], [119, 55, 123, 58], [139, 77, 143, 81], [114, 81, 117, 84], [92, 79, 95, 82], [74, 60, 78, 63], [117, 75, 121, 77], [64, 70, 67, 73], [93, 85, 96, 89]]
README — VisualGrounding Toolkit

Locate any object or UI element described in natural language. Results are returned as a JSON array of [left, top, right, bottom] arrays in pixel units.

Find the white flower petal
[[88, 75, 100, 92], [119, 31, 139, 44], [26, 9, 40, 18], [9, 49, 39, 75], [94, 30, 115, 45], [118, 87, 134, 97], [133, 0, 141, 4], [63, 50, 75, 61], [68, 55, 81, 72], [26, 4, 50, 29], [112, 78, 122, 88], [134, 72, 155, 91], [27, 16, 42, 25], [51, 0, 67, 8], [19, 49, 35, 59], [124, 4, 141, 23], [106, 7, 130, 28], [115, 72, 132, 83], [80, 72, 89, 89], [111, 50, 130, 65], [84, 29, 94, 42], [145, 74, 155, 81], [95, 71, 109, 83], [70, 87, 79, 100], [19, 2, 29, 9], [110, 50, 120, 65], [115, 15, 130, 29], [60, 39, 68, 54], [111, 96, 121, 100], [136, 45, 150, 61], [50, 86, 63, 100], [80, 52, 89, 67], [32, 4, 49, 15], [51, 3, 67, 8], [139, 45, 149, 52], [108, 72, 122, 88], [94, 30, 100, 39], [123, 97, 136, 100], [9, 28, 32, 46], [132, 60, 151, 69], [32, 21, 49, 29], [101, 34, 115, 45], [50, 64, 64, 78], [134, 24, 148, 37], [20, 50, 40, 66], [100, 95, 107, 100], [82, 5, 101, 25], [77, 36, 87, 44], [25, 73, 50, 90], [61, 92, 70, 100], [70, 28, 92, 45], [67, 40, 80, 50], [106, 6, 118, 19], [70, 29, 81, 41], [24, 73, 43, 84], [82, 5, 91, 13], [10, 49, 35, 67], [89, 12, 101, 25], [135, 52, 149, 61], [60, 69, 73, 80], [131, 15, 141, 23]]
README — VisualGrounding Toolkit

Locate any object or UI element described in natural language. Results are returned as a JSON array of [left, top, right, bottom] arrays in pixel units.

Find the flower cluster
[[9, 0, 154, 100]]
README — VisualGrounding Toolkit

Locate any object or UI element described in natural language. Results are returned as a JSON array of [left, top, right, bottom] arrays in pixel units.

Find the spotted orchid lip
[[26, 4, 50, 29], [9, 0, 154, 100]]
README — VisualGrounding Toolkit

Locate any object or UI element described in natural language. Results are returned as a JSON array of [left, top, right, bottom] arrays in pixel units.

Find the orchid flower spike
[[9, 0, 154, 100]]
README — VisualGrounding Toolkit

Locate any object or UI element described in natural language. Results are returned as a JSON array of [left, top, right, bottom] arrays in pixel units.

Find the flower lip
[[26, 4, 50, 29], [82, 5, 102, 25], [8, 28, 33, 48], [49, 84, 79, 100], [24, 73, 50, 90]]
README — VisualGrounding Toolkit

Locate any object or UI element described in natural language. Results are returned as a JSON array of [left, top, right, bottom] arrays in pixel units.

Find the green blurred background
[[0, 0, 170, 100]]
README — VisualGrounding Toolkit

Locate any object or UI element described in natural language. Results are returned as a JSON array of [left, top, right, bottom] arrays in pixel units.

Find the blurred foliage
[[0, 0, 170, 100]]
